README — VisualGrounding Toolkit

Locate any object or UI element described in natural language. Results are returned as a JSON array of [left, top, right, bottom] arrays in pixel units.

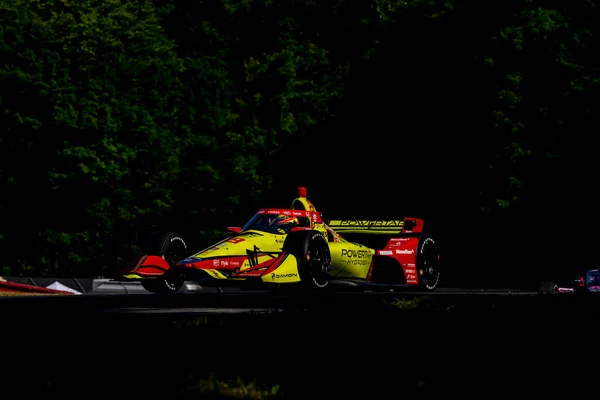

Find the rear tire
[[140, 232, 188, 294], [417, 234, 441, 290], [283, 230, 332, 289]]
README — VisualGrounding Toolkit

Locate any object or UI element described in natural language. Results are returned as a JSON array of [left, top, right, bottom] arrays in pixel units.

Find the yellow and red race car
[[116, 187, 441, 294]]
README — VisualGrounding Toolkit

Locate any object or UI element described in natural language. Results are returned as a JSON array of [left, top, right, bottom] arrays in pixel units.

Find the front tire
[[141, 272, 185, 294], [140, 232, 188, 294], [283, 230, 332, 289]]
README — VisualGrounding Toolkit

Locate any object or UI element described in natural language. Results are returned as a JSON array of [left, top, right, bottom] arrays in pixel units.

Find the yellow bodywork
[[328, 241, 374, 279], [259, 254, 301, 283], [125, 188, 407, 290], [186, 230, 302, 283], [202, 269, 228, 279], [239, 254, 279, 270], [291, 196, 316, 213], [327, 220, 405, 235], [179, 190, 376, 284], [194, 231, 285, 258], [122, 273, 143, 280], [187, 226, 375, 283]]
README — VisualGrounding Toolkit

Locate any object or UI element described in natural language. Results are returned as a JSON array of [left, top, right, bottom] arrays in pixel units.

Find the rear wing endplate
[[327, 218, 424, 235]]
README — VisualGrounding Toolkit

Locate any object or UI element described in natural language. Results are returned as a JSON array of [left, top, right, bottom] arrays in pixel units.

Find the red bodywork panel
[[366, 258, 376, 280], [258, 208, 323, 224], [124, 255, 171, 276], [380, 237, 420, 285], [124, 251, 290, 280], [402, 218, 424, 233], [179, 256, 246, 271], [175, 253, 289, 278], [0, 280, 74, 295]]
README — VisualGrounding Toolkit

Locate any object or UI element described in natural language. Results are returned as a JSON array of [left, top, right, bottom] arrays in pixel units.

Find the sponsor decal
[[379, 250, 393, 255], [265, 210, 309, 216], [236, 271, 262, 277], [341, 249, 370, 258], [341, 248, 371, 266], [339, 220, 402, 226], [220, 261, 229, 267], [389, 238, 411, 246], [230, 261, 240, 267], [407, 274, 417, 280], [347, 259, 369, 266], [396, 249, 415, 255], [212, 260, 219, 267], [271, 272, 298, 279], [405, 269, 416, 274]]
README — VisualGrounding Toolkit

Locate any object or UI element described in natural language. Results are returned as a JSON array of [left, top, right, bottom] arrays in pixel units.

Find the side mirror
[[227, 227, 242, 235]]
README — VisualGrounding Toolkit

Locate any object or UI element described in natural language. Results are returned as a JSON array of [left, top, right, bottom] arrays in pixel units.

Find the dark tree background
[[1, 0, 598, 288]]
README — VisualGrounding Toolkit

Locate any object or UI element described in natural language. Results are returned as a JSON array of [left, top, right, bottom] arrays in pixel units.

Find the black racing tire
[[140, 232, 188, 294], [416, 233, 441, 291], [538, 280, 557, 295], [283, 230, 332, 289]]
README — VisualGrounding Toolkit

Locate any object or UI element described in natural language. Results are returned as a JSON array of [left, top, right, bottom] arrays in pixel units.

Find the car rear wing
[[327, 218, 424, 235]]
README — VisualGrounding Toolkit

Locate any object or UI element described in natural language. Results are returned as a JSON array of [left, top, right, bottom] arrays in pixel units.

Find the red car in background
[[539, 269, 600, 294]]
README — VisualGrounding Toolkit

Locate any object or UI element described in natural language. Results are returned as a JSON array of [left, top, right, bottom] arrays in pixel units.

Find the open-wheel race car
[[115, 187, 442, 294], [539, 269, 600, 294]]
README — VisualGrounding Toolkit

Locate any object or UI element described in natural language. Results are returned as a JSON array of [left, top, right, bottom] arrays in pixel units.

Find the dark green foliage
[[0, 0, 346, 276], [1, 0, 598, 277]]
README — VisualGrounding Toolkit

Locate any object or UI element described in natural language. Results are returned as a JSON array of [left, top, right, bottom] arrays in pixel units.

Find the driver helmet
[[272, 215, 299, 232]]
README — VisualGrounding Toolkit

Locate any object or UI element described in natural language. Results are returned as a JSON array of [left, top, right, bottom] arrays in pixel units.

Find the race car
[[116, 187, 442, 294], [539, 269, 600, 294]]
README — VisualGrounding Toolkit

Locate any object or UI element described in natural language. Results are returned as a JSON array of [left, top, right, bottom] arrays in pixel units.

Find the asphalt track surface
[[0, 285, 539, 316], [3, 285, 594, 398]]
